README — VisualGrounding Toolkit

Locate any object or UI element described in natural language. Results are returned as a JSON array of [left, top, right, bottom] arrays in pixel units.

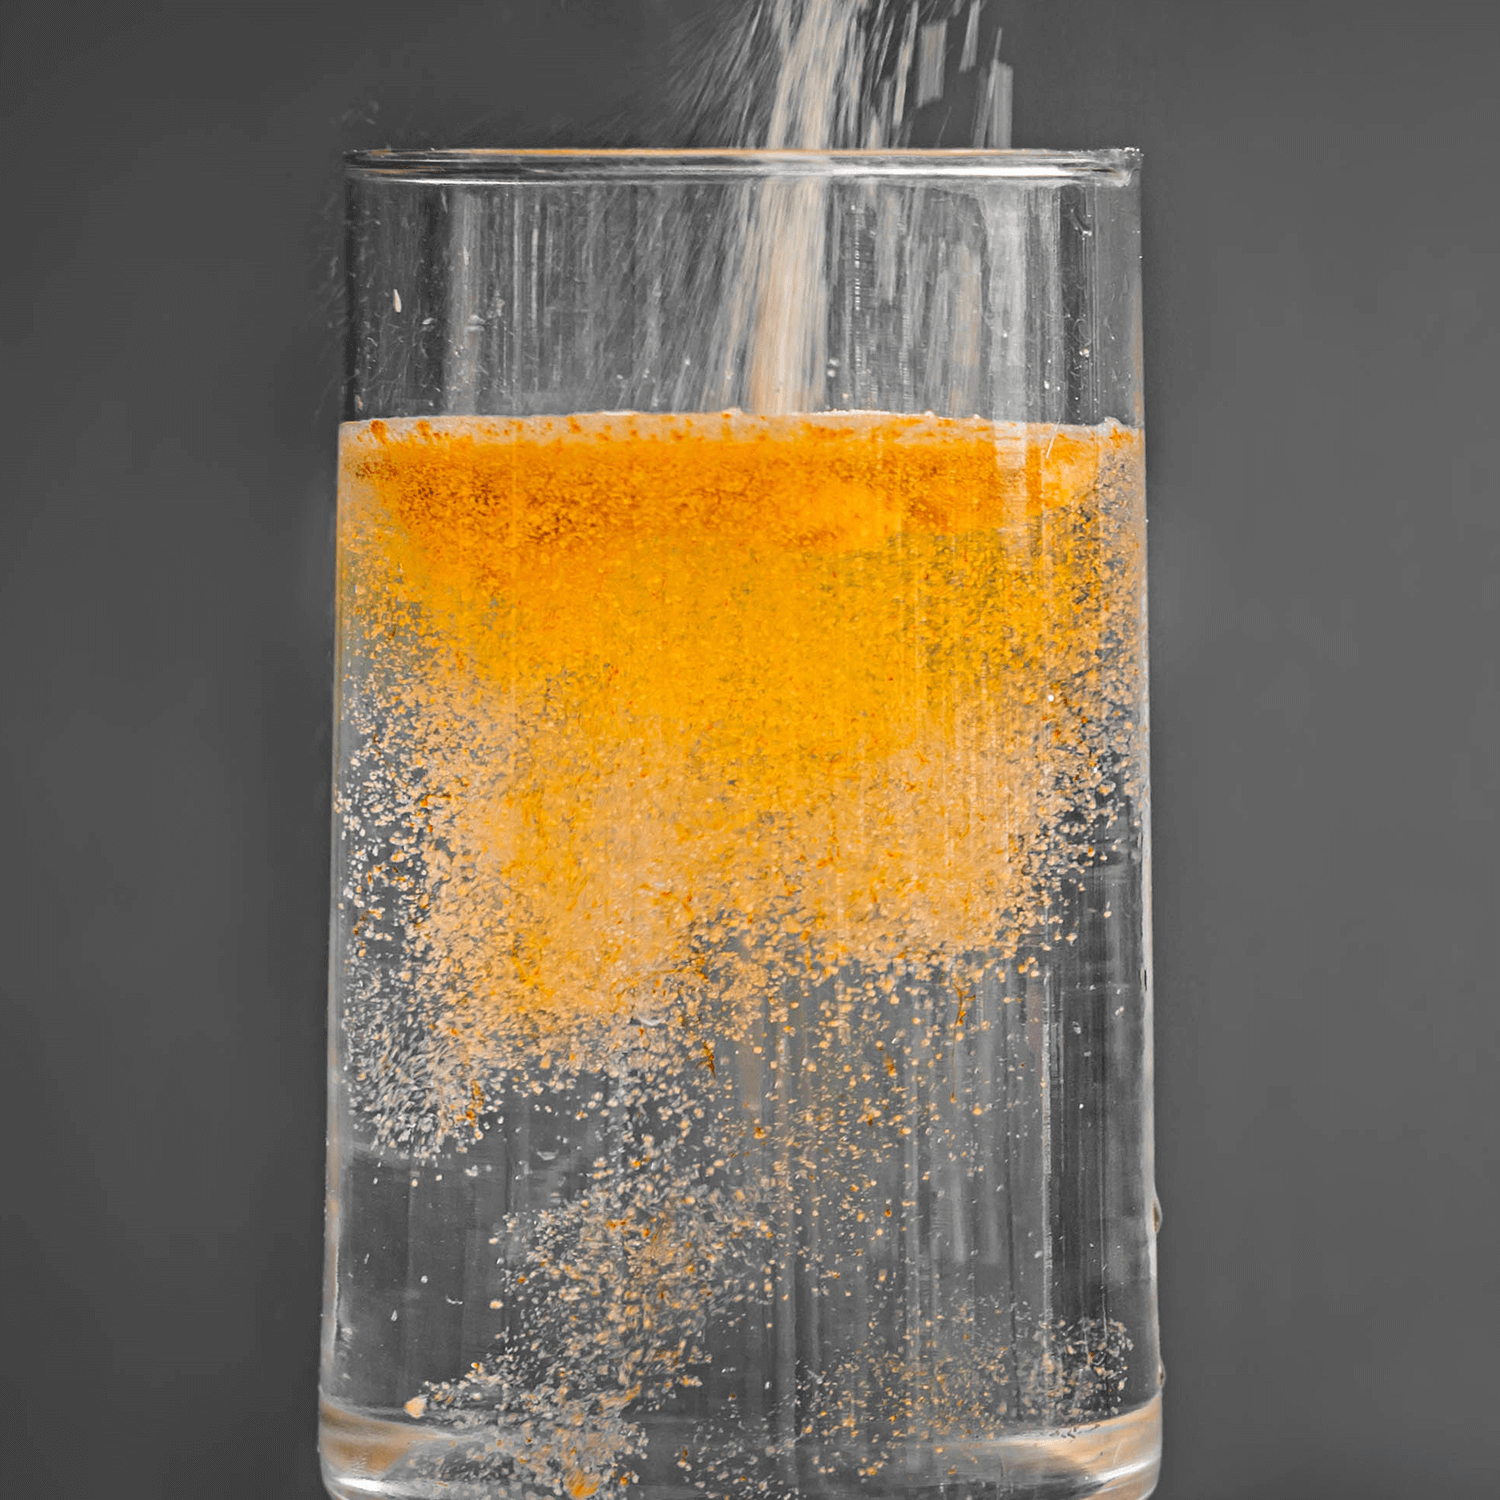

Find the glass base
[[321, 1394, 1160, 1500]]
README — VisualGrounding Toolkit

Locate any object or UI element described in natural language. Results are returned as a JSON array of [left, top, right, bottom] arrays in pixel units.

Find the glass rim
[[344, 147, 1140, 186]]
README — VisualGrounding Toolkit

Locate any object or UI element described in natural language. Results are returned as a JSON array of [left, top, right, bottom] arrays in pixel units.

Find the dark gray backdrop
[[3, 2, 1496, 1496]]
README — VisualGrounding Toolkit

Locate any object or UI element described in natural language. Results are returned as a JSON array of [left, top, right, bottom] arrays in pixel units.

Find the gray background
[[3, 2, 1496, 1496]]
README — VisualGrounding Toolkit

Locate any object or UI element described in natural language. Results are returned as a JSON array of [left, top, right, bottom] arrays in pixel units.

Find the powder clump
[[334, 411, 1144, 1155]]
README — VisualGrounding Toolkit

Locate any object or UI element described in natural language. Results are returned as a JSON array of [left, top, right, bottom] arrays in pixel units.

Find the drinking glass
[[323, 148, 1159, 1500]]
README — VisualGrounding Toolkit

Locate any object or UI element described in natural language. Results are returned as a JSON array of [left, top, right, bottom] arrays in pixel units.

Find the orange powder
[[335, 411, 1144, 1150]]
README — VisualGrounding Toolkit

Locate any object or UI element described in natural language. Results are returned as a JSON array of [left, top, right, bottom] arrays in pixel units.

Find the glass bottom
[[320, 1394, 1160, 1500]]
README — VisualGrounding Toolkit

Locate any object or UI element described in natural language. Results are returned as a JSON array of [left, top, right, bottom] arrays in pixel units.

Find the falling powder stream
[[706, 0, 1014, 411], [744, 0, 866, 411]]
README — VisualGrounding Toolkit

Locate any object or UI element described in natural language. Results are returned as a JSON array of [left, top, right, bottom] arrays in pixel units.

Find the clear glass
[[324, 149, 1158, 1500]]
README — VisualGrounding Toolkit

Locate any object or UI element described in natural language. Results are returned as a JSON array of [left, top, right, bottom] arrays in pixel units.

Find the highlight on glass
[[322, 148, 1159, 1500]]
